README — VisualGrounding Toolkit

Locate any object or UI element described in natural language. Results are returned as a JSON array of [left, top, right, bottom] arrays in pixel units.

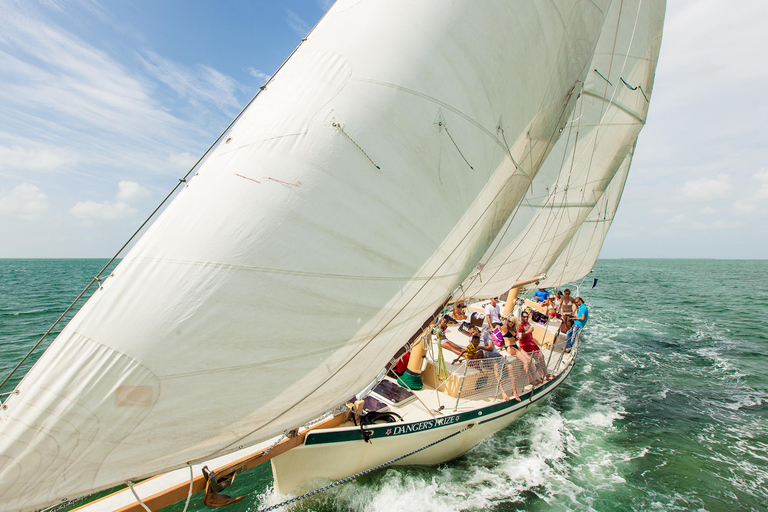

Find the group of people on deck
[[532, 287, 588, 353], [437, 297, 554, 401], [435, 289, 589, 400]]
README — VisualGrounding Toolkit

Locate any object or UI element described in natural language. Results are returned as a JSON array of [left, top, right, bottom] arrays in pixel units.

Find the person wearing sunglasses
[[518, 311, 548, 386]]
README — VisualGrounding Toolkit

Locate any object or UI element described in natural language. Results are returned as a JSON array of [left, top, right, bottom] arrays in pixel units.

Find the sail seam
[[350, 77, 508, 154]]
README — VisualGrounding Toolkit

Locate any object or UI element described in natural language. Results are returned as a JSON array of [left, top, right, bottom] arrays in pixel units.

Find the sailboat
[[0, 1, 665, 511]]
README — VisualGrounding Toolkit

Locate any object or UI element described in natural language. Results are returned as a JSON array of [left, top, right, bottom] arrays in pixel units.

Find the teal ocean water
[[1, 259, 766, 511]]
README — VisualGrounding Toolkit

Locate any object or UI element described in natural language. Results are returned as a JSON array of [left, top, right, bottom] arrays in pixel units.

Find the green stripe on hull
[[304, 363, 572, 446]]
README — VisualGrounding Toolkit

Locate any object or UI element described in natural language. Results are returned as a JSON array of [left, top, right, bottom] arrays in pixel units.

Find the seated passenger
[[484, 297, 501, 330], [435, 316, 464, 357], [451, 334, 483, 365], [452, 302, 467, 321], [475, 325, 514, 402]]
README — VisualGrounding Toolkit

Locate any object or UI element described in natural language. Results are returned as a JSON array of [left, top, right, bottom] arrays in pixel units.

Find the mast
[[0, 2, 612, 510]]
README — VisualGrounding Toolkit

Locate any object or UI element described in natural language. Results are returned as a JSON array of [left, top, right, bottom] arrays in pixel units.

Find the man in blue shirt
[[565, 297, 588, 352], [533, 288, 549, 302]]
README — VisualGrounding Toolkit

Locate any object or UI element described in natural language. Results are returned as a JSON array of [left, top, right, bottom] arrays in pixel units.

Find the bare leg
[[441, 340, 463, 356], [491, 361, 512, 401], [505, 363, 521, 401], [515, 351, 533, 386]]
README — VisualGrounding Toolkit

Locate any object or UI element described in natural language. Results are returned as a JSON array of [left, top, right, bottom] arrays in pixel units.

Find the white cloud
[[167, 152, 197, 170], [116, 180, 150, 202], [138, 51, 242, 115], [247, 67, 271, 83], [0, 145, 76, 171], [681, 174, 732, 201], [70, 180, 148, 220], [70, 200, 136, 220], [0, 183, 49, 220]]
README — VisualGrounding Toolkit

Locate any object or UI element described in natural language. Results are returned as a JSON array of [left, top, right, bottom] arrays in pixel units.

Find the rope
[[593, 68, 613, 86], [126, 481, 151, 512], [255, 423, 474, 512], [181, 463, 194, 512], [332, 122, 381, 170], [620, 77, 649, 102], [443, 126, 474, 170]]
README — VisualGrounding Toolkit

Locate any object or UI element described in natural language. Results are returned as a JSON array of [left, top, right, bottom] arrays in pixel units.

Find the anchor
[[201, 465, 246, 507]]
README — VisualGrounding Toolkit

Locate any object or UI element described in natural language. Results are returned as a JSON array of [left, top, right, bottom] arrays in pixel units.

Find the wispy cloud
[[681, 174, 732, 201], [138, 51, 243, 116], [247, 67, 271, 83], [0, 0, 249, 187], [285, 9, 309, 37], [70, 200, 137, 220], [0, 183, 49, 220], [0, 145, 76, 171]]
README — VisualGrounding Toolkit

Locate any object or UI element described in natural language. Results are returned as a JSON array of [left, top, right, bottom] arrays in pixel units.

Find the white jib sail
[[459, 0, 665, 299], [0, 1, 611, 510], [539, 143, 634, 288]]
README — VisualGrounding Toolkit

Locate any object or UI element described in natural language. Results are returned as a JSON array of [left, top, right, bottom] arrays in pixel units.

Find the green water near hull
[[1, 259, 766, 511]]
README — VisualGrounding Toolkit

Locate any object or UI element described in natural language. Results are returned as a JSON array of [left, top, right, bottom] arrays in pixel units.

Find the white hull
[[271, 359, 574, 495]]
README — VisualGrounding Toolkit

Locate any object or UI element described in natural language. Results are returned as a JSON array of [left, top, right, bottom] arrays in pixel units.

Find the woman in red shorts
[[518, 311, 550, 386]]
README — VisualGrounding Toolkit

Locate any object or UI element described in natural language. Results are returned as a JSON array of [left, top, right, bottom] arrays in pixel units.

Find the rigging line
[[443, 125, 474, 170], [0, 0, 333, 395], [593, 68, 613, 86], [181, 463, 194, 512], [545, 142, 635, 287], [462, 131, 574, 299], [620, 77, 650, 102], [256, 423, 475, 512], [510, 111, 584, 286], [458, 91, 583, 299], [126, 481, 151, 512], [332, 122, 381, 170], [498, 125, 522, 171]]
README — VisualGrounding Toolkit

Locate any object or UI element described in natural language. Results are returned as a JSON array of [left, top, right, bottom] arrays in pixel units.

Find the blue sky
[[0, 0, 766, 259]]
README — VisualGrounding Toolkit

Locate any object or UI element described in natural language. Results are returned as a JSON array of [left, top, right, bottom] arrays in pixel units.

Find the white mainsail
[[0, 1, 612, 510], [459, 0, 665, 298], [539, 144, 634, 288]]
